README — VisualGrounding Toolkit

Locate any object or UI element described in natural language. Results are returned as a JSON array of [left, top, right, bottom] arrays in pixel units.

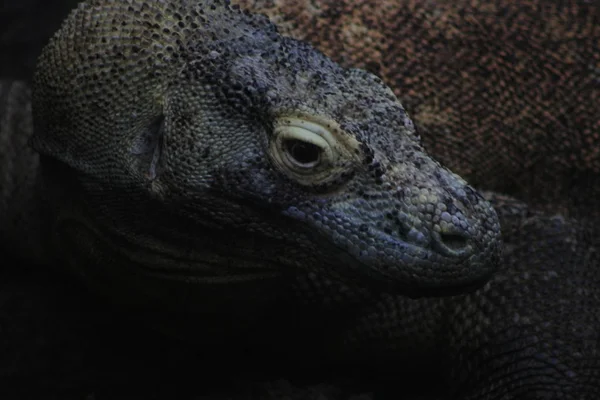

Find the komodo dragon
[[0, 0, 598, 399], [1, 0, 502, 320]]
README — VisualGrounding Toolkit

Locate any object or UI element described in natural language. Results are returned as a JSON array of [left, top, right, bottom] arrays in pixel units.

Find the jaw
[[314, 239, 498, 299], [49, 182, 499, 314], [280, 202, 501, 295], [50, 210, 287, 312]]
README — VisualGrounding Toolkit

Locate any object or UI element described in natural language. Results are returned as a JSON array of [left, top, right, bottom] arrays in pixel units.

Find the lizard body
[[0, 0, 598, 399]]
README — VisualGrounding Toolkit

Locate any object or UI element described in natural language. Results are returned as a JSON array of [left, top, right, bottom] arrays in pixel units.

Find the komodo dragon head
[[30, 0, 501, 302]]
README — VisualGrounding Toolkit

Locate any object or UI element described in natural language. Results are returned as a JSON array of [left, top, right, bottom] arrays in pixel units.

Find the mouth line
[[115, 242, 284, 283], [336, 248, 493, 298], [350, 228, 475, 264], [318, 230, 489, 288], [74, 206, 489, 295], [67, 216, 285, 283], [274, 208, 493, 294], [400, 271, 494, 298], [100, 222, 490, 296]]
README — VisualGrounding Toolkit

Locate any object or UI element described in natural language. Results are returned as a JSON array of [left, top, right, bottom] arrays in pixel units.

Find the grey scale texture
[[0, 0, 598, 399]]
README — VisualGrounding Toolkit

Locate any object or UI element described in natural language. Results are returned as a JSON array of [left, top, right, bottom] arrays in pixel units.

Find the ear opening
[[131, 115, 165, 180]]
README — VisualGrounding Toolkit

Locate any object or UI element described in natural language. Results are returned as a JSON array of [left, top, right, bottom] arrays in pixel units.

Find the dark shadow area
[[0, 0, 79, 80]]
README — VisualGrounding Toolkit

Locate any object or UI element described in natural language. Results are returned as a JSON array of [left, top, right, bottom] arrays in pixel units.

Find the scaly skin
[[1, 0, 598, 399], [20, 0, 500, 311], [239, 0, 600, 219], [231, 1, 600, 398], [336, 194, 600, 399]]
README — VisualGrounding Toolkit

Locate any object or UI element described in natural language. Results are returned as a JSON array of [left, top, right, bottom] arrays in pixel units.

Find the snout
[[310, 165, 501, 293]]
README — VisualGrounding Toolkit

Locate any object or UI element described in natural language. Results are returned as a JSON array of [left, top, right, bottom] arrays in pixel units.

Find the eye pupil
[[285, 139, 321, 166]]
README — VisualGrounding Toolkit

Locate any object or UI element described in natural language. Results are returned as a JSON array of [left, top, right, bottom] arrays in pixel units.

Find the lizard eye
[[272, 119, 335, 177], [270, 116, 360, 187], [284, 139, 321, 167]]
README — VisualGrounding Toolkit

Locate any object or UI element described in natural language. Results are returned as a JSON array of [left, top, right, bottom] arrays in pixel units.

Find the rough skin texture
[[0, 0, 598, 399], [340, 195, 600, 399], [241, 0, 600, 219], [233, 0, 600, 398], [27, 0, 501, 307]]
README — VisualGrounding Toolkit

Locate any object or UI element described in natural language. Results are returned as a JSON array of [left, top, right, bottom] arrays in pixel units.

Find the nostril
[[440, 233, 469, 251], [432, 231, 473, 258]]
